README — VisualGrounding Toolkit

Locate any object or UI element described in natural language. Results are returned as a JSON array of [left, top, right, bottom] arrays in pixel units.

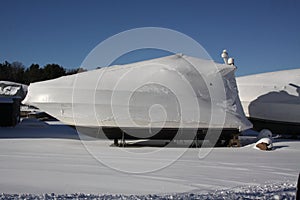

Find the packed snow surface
[[0, 118, 299, 199]]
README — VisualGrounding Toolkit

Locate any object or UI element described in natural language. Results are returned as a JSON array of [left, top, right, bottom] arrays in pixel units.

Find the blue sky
[[0, 0, 299, 76]]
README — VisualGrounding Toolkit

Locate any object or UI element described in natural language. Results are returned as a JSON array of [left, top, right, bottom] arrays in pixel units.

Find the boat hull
[[75, 125, 239, 140], [248, 117, 300, 135], [237, 69, 300, 134]]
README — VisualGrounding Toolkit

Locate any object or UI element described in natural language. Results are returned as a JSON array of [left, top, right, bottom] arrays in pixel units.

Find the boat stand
[[113, 131, 126, 147], [192, 134, 201, 148], [227, 133, 241, 147]]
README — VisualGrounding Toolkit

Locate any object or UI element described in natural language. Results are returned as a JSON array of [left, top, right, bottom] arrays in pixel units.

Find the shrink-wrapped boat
[[23, 54, 252, 141], [237, 69, 300, 134]]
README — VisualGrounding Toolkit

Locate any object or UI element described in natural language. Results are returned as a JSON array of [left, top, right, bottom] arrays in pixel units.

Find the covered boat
[[23, 54, 252, 141], [0, 81, 28, 126], [0, 81, 27, 99], [237, 69, 300, 134]]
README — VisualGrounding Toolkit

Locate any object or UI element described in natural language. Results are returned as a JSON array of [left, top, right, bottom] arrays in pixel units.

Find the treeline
[[0, 61, 86, 85]]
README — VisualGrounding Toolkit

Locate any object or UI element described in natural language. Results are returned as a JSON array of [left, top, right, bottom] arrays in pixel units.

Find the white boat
[[237, 69, 300, 134], [23, 54, 252, 140]]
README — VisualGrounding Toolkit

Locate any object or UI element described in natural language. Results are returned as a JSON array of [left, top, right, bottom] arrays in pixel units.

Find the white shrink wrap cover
[[23, 54, 252, 134]]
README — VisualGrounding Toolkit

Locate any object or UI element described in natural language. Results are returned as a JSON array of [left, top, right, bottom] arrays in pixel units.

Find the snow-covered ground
[[0, 118, 299, 199]]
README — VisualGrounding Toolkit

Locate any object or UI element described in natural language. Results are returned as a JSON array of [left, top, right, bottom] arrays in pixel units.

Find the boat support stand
[[113, 130, 126, 147]]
